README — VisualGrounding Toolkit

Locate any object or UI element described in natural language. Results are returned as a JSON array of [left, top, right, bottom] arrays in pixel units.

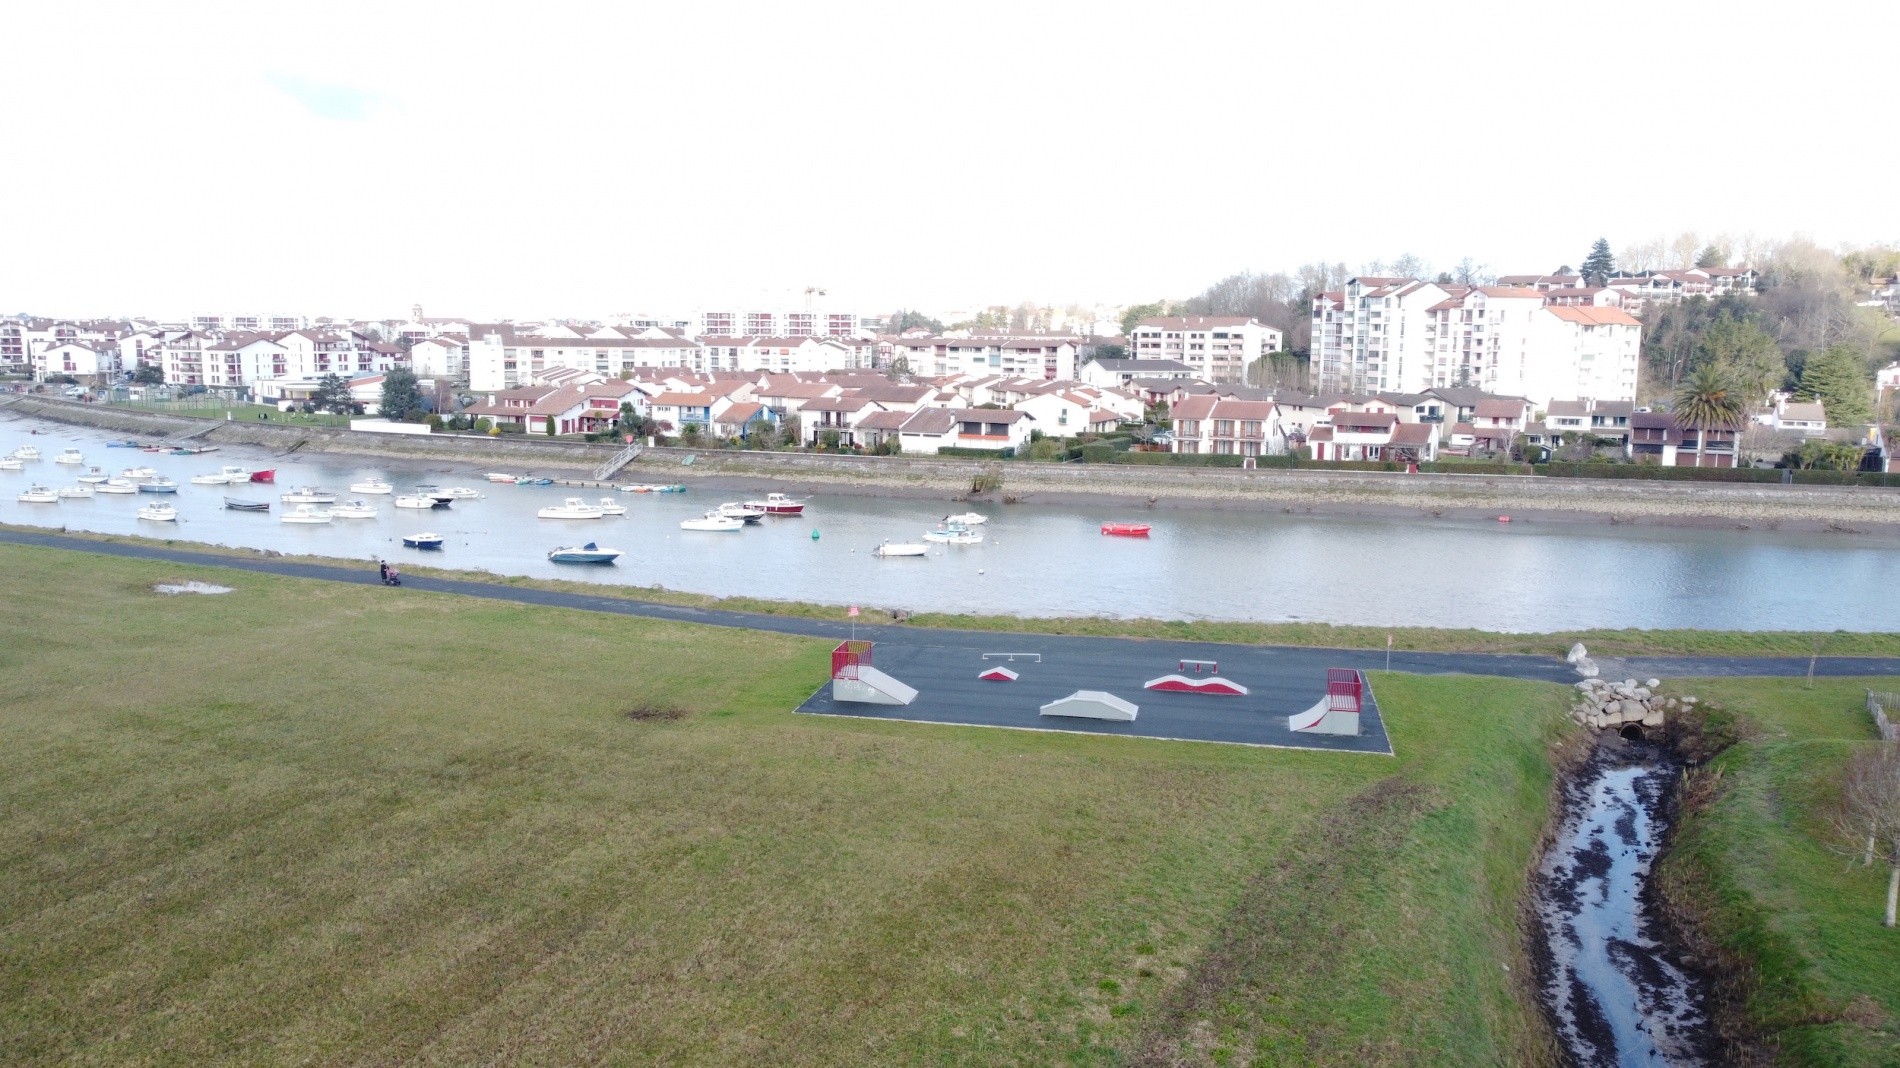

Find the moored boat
[[680, 510, 743, 531], [402, 532, 445, 549], [330, 499, 378, 518], [17, 484, 58, 503], [280, 486, 337, 504], [138, 477, 180, 493], [77, 466, 109, 483], [393, 494, 439, 509], [224, 497, 271, 512], [121, 465, 157, 479], [136, 502, 178, 522], [716, 502, 766, 523], [943, 511, 989, 526], [485, 472, 517, 483], [873, 540, 929, 557], [105, 439, 141, 448], [95, 478, 137, 494], [12, 445, 41, 460], [653, 484, 685, 493], [0, 457, 22, 471], [1100, 522, 1152, 537], [56, 485, 94, 499], [548, 541, 622, 564], [440, 486, 484, 499], [249, 469, 275, 483], [279, 504, 334, 524], [54, 448, 84, 465], [596, 497, 627, 515], [538, 497, 606, 520], [350, 477, 393, 494], [922, 522, 983, 544], [743, 492, 807, 515]]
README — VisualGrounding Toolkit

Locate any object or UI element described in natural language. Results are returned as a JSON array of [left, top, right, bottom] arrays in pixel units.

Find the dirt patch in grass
[[622, 705, 689, 722]]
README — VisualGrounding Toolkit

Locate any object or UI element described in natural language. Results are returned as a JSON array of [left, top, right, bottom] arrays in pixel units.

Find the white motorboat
[[402, 532, 445, 549], [280, 487, 338, 504], [393, 494, 439, 509], [922, 522, 984, 544], [595, 497, 627, 515], [943, 511, 989, 526], [873, 540, 929, 557], [76, 466, 109, 483], [121, 465, 157, 479], [716, 502, 766, 523], [56, 485, 94, 499], [95, 478, 137, 494], [191, 465, 252, 485], [548, 542, 623, 564], [138, 477, 180, 493], [680, 510, 744, 531], [17, 484, 58, 503], [13, 445, 41, 460], [538, 497, 605, 520], [484, 472, 517, 483], [54, 448, 84, 465], [349, 477, 394, 494], [279, 504, 334, 524], [330, 499, 378, 518], [189, 472, 230, 485], [415, 485, 458, 505], [135, 502, 178, 522], [0, 457, 23, 471], [440, 486, 484, 499]]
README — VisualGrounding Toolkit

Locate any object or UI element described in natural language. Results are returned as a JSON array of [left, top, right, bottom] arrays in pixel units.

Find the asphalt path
[[6, 529, 1898, 749]]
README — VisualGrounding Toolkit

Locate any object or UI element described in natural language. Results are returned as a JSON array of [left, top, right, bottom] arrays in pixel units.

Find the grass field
[[0, 542, 1578, 1066], [11, 523, 1900, 661], [1659, 678, 1900, 1065]]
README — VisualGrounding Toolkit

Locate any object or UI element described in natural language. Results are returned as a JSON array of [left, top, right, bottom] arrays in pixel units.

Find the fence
[[1869, 691, 1898, 743], [101, 392, 354, 428]]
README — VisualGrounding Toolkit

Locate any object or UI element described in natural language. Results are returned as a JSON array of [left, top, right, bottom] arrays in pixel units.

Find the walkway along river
[[1533, 733, 1716, 1066], [4, 416, 1900, 630]]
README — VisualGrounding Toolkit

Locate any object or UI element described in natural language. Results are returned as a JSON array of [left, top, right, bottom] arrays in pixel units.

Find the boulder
[[1631, 687, 1652, 700], [1566, 642, 1589, 664], [1682, 695, 1698, 705], [1642, 711, 1666, 727], [1645, 678, 1661, 689], [1574, 659, 1599, 679], [1625, 679, 1639, 689]]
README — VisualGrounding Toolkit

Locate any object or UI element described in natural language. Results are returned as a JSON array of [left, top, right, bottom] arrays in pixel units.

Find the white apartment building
[[904, 337, 1078, 380], [696, 309, 868, 338], [1128, 316, 1283, 384], [408, 336, 468, 379], [1311, 278, 1453, 394], [467, 329, 706, 391], [1423, 289, 1640, 407]]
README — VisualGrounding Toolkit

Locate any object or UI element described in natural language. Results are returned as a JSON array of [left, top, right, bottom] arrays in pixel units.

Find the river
[[4, 416, 1898, 630]]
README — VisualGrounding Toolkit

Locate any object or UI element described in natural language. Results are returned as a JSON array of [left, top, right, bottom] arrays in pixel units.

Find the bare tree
[[1388, 252, 1430, 280], [1452, 257, 1492, 285], [1736, 423, 1794, 466], [1620, 237, 1665, 274], [1669, 231, 1703, 270], [1831, 743, 1900, 928]]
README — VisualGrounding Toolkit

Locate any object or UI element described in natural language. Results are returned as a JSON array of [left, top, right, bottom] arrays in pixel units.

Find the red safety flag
[[1387, 633, 1393, 648], [848, 605, 860, 618]]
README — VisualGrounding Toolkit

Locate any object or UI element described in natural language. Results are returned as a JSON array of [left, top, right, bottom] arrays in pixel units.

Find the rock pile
[[1566, 642, 1599, 678], [1572, 677, 1696, 731]]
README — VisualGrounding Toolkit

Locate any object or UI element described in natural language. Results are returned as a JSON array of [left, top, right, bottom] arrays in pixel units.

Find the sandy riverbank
[[12, 396, 1900, 533]]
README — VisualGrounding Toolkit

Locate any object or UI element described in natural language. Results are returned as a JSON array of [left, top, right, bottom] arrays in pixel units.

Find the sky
[[4, 1, 1898, 322]]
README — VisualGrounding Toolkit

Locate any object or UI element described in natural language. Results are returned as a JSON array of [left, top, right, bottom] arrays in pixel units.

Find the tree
[[378, 367, 425, 421], [889, 309, 944, 334], [1672, 364, 1747, 466], [1581, 238, 1616, 286], [1695, 243, 1730, 269], [1699, 314, 1786, 404], [1830, 742, 1900, 928], [1795, 438, 1863, 470], [888, 355, 911, 379], [1797, 345, 1873, 425], [312, 373, 352, 415], [1120, 301, 1172, 336], [131, 363, 165, 386], [1091, 343, 1128, 362]]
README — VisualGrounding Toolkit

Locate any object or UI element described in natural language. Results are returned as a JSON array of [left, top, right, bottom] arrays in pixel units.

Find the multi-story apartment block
[[1311, 278, 1454, 394], [467, 327, 707, 391], [696, 309, 868, 339], [1128, 316, 1284, 384], [1423, 289, 1640, 407]]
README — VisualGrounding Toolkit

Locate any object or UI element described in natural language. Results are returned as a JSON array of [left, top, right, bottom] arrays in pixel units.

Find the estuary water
[[3, 416, 1897, 631]]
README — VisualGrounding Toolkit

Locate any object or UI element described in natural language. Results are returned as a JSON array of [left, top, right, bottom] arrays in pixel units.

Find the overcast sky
[[4, 2, 1896, 321]]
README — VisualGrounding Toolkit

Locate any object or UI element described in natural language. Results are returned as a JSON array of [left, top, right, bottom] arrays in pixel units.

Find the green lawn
[[1659, 678, 1900, 1065], [104, 398, 353, 428], [0, 542, 1580, 1065]]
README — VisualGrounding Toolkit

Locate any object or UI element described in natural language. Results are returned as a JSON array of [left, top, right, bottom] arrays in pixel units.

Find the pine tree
[[1796, 346, 1872, 425], [1580, 238, 1616, 286]]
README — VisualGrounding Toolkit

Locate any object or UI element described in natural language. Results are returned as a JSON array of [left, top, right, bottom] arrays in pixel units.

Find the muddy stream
[[1533, 734, 1717, 1066]]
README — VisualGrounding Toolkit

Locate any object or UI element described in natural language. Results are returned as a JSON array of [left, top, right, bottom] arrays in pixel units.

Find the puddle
[[1533, 736, 1714, 1066], [153, 581, 233, 595]]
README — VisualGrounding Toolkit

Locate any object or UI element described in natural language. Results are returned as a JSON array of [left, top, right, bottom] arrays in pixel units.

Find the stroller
[[378, 560, 402, 586]]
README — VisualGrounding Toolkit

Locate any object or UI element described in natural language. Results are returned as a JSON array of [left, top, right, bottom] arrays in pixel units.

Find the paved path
[[6, 529, 1898, 748]]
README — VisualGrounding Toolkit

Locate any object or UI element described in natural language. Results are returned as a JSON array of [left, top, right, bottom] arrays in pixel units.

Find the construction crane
[[803, 285, 827, 312]]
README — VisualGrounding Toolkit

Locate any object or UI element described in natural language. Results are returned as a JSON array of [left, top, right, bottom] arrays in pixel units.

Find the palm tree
[[1672, 364, 1748, 467]]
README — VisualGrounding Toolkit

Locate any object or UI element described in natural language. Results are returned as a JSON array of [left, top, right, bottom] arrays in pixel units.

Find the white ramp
[[1041, 690, 1138, 722], [833, 665, 918, 706], [1288, 696, 1360, 736]]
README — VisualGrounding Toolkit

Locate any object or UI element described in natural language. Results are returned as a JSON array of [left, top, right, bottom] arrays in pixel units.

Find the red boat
[[1100, 522, 1151, 537], [250, 469, 275, 483], [743, 492, 806, 515]]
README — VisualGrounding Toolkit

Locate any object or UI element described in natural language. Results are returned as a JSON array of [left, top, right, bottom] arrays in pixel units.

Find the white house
[[1772, 399, 1827, 437], [33, 342, 118, 384], [1168, 396, 1285, 457], [1015, 389, 1120, 438], [1081, 358, 1199, 389], [1129, 316, 1283, 383], [409, 336, 467, 379]]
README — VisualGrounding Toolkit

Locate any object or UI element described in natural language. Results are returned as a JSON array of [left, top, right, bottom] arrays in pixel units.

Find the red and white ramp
[[1144, 674, 1249, 696], [978, 666, 1019, 682], [830, 641, 918, 706], [1288, 668, 1363, 736], [1040, 690, 1138, 721]]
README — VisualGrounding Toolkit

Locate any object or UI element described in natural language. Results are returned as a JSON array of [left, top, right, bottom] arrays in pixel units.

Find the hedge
[[933, 446, 1016, 459]]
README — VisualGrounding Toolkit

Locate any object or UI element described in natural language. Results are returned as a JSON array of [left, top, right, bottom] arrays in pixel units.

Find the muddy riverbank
[[11, 396, 1900, 531]]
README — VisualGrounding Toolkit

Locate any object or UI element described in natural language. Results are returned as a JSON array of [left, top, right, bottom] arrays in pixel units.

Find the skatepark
[[799, 638, 1397, 754]]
